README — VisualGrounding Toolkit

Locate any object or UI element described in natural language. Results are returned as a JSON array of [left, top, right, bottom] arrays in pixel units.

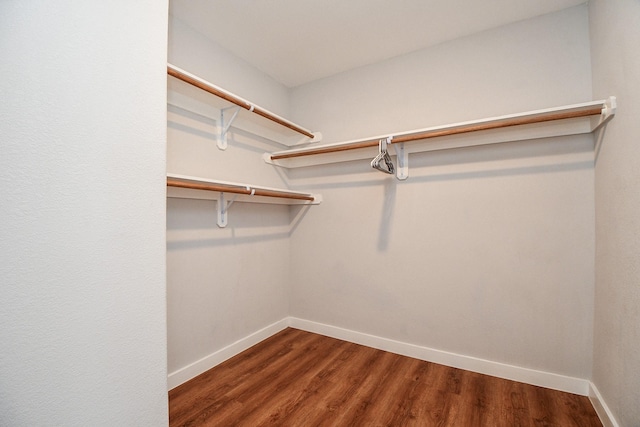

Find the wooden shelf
[[167, 64, 321, 148], [166, 174, 322, 205], [264, 97, 616, 170]]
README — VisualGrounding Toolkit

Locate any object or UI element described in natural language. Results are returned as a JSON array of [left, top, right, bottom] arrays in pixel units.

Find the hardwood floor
[[169, 328, 602, 426]]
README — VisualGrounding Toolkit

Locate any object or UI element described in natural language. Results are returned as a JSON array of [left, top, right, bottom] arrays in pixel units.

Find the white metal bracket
[[394, 142, 408, 180], [593, 96, 617, 132], [216, 192, 239, 227], [218, 106, 242, 150]]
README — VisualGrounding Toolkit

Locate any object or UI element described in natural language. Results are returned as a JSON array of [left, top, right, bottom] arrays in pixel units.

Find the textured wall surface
[[0, 2, 169, 425], [590, 0, 640, 425]]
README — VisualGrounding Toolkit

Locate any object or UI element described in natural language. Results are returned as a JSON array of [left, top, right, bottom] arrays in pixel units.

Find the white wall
[[0, 2, 168, 426], [288, 5, 596, 380], [166, 16, 296, 383], [167, 15, 294, 185], [291, 6, 592, 144], [169, 16, 290, 117], [590, 0, 640, 425]]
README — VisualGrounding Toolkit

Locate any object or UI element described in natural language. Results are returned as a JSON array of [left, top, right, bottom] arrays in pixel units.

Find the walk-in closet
[[2, 1, 639, 426], [163, 1, 637, 425]]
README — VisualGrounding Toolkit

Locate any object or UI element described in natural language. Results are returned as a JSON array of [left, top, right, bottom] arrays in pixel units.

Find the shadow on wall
[[379, 178, 396, 251], [593, 124, 608, 165], [166, 197, 312, 250], [282, 133, 595, 253], [168, 103, 290, 154]]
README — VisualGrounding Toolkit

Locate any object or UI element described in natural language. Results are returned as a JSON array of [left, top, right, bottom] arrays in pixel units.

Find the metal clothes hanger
[[371, 137, 395, 174]]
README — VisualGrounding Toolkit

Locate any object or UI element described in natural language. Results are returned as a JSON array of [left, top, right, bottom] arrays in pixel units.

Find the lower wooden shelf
[[166, 173, 321, 228], [166, 173, 322, 205]]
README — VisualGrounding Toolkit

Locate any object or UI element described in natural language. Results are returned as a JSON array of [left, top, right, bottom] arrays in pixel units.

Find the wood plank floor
[[169, 328, 602, 427]]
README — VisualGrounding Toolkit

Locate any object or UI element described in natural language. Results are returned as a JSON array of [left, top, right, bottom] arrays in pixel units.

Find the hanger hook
[[371, 137, 395, 174]]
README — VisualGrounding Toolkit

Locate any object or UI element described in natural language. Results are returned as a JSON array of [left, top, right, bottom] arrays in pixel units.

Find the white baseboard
[[589, 382, 620, 427], [288, 317, 590, 396], [168, 316, 591, 398], [167, 318, 289, 390]]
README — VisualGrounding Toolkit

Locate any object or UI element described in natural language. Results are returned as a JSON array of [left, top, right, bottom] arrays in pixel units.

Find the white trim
[[288, 317, 590, 396], [167, 318, 289, 390], [168, 317, 594, 398], [589, 382, 620, 427]]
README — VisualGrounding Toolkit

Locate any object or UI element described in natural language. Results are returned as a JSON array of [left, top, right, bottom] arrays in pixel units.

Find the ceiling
[[170, 0, 587, 88]]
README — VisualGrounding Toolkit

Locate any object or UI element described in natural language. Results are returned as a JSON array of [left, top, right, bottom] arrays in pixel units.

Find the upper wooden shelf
[[263, 97, 616, 171], [167, 64, 321, 148]]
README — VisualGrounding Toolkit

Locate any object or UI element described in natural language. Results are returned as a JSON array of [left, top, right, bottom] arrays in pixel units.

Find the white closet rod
[[167, 64, 315, 139]]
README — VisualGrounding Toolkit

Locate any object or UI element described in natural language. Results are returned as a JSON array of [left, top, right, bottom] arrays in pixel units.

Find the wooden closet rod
[[167, 179, 251, 195], [166, 178, 315, 201], [167, 64, 315, 139], [270, 107, 603, 161]]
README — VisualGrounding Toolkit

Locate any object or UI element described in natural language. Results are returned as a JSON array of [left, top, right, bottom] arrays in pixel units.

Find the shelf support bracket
[[219, 106, 242, 150], [394, 143, 408, 181], [593, 96, 617, 132], [593, 96, 617, 161], [216, 192, 239, 228]]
